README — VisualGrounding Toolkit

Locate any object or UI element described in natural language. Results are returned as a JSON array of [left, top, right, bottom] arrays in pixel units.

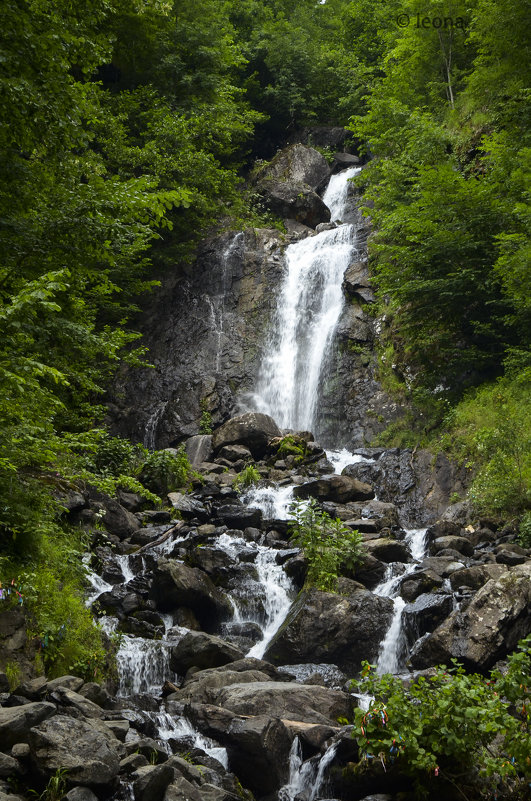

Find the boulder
[[218, 444, 253, 462], [170, 668, 275, 705], [448, 564, 509, 592], [403, 593, 454, 642], [224, 715, 292, 795], [411, 564, 531, 671], [101, 498, 140, 539], [184, 435, 214, 467], [212, 413, 281, 459], [214, 681, 351, 725], [64, 789, 99, 801], [46, 676, 84, 694], [133, 763, 176, 801], [164, 778, 202, 801], [293, 475, 374, 503], [430, 536, 474, 557], [167, 493, 209, 521], [364, 538, 410, 564], [254, 144, 330, 190], [47, 687, 104, 719], [0, 702, 56, 749], [29, 716, 121, 788], [265, 587, 394, 675], [169, 632, 244, 674], [400, 569, 444, 601], [0, 752, 23, 778], [150, 560, 233, 631], [215, 505, 263, 529], [351, 553, 387, 590]]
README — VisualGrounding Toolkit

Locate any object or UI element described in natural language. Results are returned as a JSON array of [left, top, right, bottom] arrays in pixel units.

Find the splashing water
[[252, 168, 361, 432]]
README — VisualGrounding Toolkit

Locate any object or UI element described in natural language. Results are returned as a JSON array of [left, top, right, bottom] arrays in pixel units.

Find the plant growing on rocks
[[233, 464, 261, 491], [350, 643, 531, 800], [288, 499, 364, 591], [141, 446, 196, 495]]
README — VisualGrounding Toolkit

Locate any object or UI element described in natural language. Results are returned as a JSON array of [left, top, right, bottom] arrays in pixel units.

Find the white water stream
[[252, 167, 361, 431], [375, 528, 428, 674]]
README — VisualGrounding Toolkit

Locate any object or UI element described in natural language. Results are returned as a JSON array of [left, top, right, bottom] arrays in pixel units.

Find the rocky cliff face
[[109, 142, 399, 450]]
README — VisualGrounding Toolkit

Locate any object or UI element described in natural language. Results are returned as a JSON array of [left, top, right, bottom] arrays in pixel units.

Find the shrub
[[140, 446, 195, 495], [233, 464, 261, 491], [517, 511, 531, 548], [350, 640, 531, 799], [288, 499, 364, 592]]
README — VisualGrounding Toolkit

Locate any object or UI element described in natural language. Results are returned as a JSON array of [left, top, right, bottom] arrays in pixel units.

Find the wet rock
[[29, 716, 121, 788], [212, 413, 282, 459], [265, 587, 393, 675], [364, 538, 410, 563], [169, 668, 272, 705], [216, 505, 263, 529], [293, 475, 374, 503], [215, 681, 351, 725], [430, 536, 474, 557], [169, 632, 244, 673], [0, 702, 56, 748], [254, 144, 331, 190], [185, 435, 214, 467], [120, 754, 150, 773], [224, 715, 292, 795], [125, 738, 168, 763], [104, 720, 129, 741], [64, 789, 99, 801], [167, 493, 209, 521], [400, 569, 444, 601], [133, 763, 175, 801], [151, 560, 233, 631], [346, 500, 400, 530], [350, 553, 387, 590], [14, 676, 48, 700], [411, 564, 531, 671], [448, 564, 509, 592], [496, 550, 527, 566], [403, 593, 454, 642], [426, 521, 462, 541], [101, 498, 140, 539], [0, 752, 23, 778], [420, 556, 466, 578]]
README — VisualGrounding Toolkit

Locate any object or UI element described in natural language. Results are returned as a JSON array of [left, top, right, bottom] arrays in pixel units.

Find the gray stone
[[169, 632, 244, 674], [64, 789, 99, 801], [293, 475, 374, 503], [0, 702, 56, 749], [169, 668, 272, 705], [120, 753, 149, 773], [224, 715, 291, 795], [212, 413, 281, 459], [364, 537, 410, 563], [133, 764, 175, 801], [214, 681, 352, 725], [0, 752, 22, 778], [185, 435, 213, 467], [46, 676, 84, 693], [266, 587, 393, 674], [448, 564, 509, 592], [215, 505, 262, 529], [411, 563, 531, 671], [164, 778, 202, 801], [104, 720, 129, 741], [150, 559, 233, 631], [101, 498, 140, 539], [430, 535, 474, 557], [253, 144, 330, 190], [48, 687, 104, 719], [78, 682, 114, 709], [29, 716, 121, 788]]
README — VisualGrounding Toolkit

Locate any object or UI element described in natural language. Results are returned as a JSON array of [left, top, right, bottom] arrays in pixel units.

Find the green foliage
[[233, 464, 261, 492], [517, 512, 531, 549], [443, 374, 531, 515], [351, 642, 531, 798], [30, 768, 69, 801], [140, 446, 195, 495], [288, 499, 364, 592], [275, 435, 307, 461], [4, 661, 21, 692], [199, 400, 213, 435]]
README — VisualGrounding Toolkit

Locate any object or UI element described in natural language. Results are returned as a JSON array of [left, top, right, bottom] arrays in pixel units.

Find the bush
[[233, 464, 261, 492], [350, 640, 531, 799], [517, 511, 531, 548], [140, 446, 196, 495], [288, 499, 364, 592]]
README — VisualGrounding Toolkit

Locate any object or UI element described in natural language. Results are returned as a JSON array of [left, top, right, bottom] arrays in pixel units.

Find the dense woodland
[[0, 0, 530, 794]]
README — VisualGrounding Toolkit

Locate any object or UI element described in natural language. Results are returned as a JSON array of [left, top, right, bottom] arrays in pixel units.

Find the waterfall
[[143, 401, 168, 450], [375, 528, 428, 674], [278, 737, 340, 801], [252, 167, 361, 432]]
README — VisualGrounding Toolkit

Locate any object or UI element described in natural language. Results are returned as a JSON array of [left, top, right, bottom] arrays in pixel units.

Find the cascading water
[[252, 167, 361, 432], [375, 528, 428, 674]]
